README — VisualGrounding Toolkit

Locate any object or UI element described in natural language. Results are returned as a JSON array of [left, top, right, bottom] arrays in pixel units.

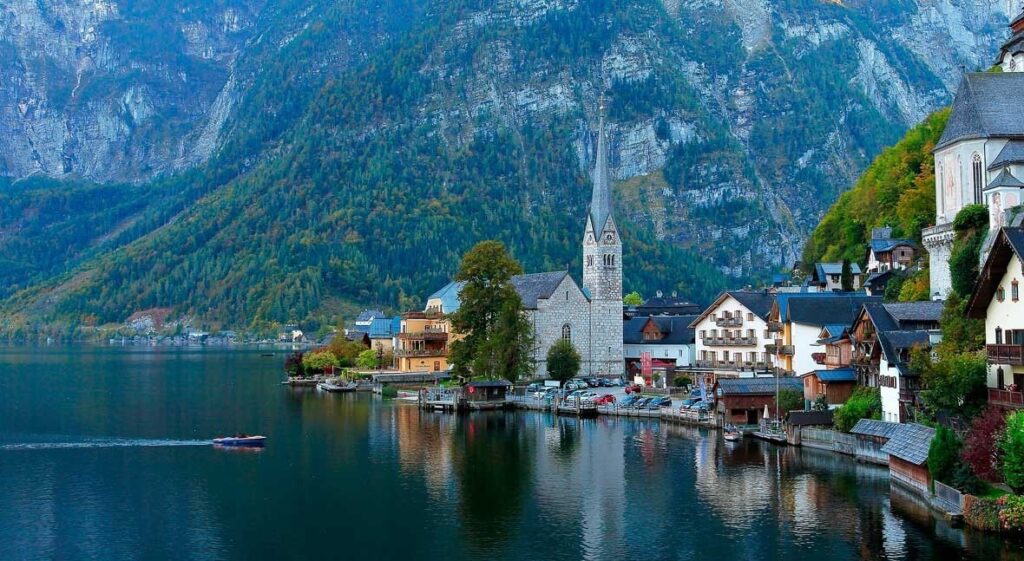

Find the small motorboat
[[723, 425, 743, 442], [213, 434, 267, 447], [317, 380, 357, 393]]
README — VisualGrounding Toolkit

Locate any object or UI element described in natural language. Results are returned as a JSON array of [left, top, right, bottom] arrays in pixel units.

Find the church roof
[[589, 104, 614, 234], [936, 73, 1024, 150], [425, 271, 575, 313], [989, 140, 1024, 171], [985, 167, 1024, 190]]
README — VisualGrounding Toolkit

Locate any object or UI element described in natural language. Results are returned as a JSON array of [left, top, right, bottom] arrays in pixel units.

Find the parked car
[[631, 397, 652, 409], [609, 378, 624, 387], [647, 396, 672, 409], [679, 398, 700, 409], [593, 394, 616, 405], [625, 383, 644, 394], [618, 395, 640, 408]]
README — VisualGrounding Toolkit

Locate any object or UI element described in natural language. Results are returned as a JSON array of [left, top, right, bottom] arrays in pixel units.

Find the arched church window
[[587, 255, 593, 268], [562, 324, 571, 342], [972, 153, 983, 204]]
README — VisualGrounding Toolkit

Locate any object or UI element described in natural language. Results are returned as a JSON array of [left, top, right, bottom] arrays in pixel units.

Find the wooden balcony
[[398, 330, 449, 341], [767, 321, 783, 333], [394, 348, 447, 358], [715, 316, 743, 327], [989, 388, 1024, 408], [987, 344, 1024, 365], [695, 359, 771, 370], [703, 336, 757, 347]]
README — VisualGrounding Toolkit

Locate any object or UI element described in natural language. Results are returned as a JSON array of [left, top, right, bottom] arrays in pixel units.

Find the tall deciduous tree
[[1000, 411, 1024, 493], [962, 406, 1007, 482], [547, 339, 581, 384], [448, 241, 534, 381], [623, 291, 643, 306]]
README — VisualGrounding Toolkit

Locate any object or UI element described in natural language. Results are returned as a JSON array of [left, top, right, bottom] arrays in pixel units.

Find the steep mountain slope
[[0, 0, 1015, 333]]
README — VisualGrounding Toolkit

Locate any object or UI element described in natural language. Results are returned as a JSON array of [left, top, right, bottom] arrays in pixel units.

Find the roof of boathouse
[[880, 423, 936, 466]]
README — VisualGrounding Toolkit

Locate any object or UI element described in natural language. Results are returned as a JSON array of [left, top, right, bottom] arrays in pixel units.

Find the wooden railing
[[398, 330, 449, 341], [987, 344, 1024, 365], [702, 336, 757, 347], [395, 348, 447, 358], [989, 388, 1024, 408], [715, 316, 743, 327]]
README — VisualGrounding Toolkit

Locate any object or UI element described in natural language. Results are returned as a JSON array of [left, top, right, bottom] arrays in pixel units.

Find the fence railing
[[934, 481, 964, 515]]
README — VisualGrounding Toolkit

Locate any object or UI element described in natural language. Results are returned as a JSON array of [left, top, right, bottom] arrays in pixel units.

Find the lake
[[0, 346, 1021, 560]]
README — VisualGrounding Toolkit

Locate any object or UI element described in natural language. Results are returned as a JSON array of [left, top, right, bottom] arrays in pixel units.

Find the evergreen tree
[[841, 259, 854, 292]]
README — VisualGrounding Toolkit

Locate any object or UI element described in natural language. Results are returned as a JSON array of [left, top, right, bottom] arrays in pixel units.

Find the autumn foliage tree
[[962, 406, 1008, 482]]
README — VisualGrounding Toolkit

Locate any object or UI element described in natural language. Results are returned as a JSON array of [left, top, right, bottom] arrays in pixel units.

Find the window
[[700, 330, 706, 339], [722, 351, 730, 361], [747, 312, 754, 321], [747, 329, 755, 338], [1014, 280, 1020, 302], [972, 153, 983, 204], [586, 255, 593, 267], [562, 324, 571, 341], [996, 327, 1003, 345], [998, 287, 1006, 302]]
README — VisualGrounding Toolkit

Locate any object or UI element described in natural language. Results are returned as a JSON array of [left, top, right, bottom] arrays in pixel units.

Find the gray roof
[[989, 140, 1024, 171], [623, 315, 698, 345], [727, 291, 775, 320], [428, 271, 574, 313], [588, 108, 614, 234], [784, 294, 880, 327], [715, 377, 802, 396], [880, 423, 936, 465], [467, 380, 512, 388], [882, 301, 944, 324], [936, 73, 1024, 150], [816, 262, 863, 276], [861, 302, 900, 332], [851, 419, 903, 439], [869, 238, 916, 252], [510, 271, 571, 309], [985, 168, 1024, 191], [876, 330, 930, 372]]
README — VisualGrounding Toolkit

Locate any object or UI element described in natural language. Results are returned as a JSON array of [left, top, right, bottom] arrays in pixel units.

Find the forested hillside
[[0, 0, 1012, 335], [802, 109, 948, 267]]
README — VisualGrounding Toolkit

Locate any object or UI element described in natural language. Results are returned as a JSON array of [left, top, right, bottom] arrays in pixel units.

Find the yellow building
[[395, 312, 456, 372]]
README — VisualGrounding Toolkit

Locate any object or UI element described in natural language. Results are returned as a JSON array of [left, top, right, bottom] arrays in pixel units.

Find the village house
[[767, 293, 879, 377], [810, 262, 862, 292], [623, 314, 698, 385], [865, 227, 917, 273], [802, 368, 857, 409], [923, 13, 1024, 298], [880, 423, 936, 497], [689, 290, 775, 380], [396, 310, 453, 373], [713, 377, 803, 425], [966, 227, 1024, 409], [368, 316, 401, 354], [863, 269, 896, 297], [623, 293, 701, 319], [849, 302, 942, 423]]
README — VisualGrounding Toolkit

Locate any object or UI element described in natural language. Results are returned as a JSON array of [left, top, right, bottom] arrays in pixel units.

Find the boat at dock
[[723, 425, 743, 442], [212, 435, 267, 448], [317, 380, 357, 393]]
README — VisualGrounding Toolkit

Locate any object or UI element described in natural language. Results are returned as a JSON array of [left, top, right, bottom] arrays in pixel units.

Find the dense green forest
[[802, 109, 948, 266]]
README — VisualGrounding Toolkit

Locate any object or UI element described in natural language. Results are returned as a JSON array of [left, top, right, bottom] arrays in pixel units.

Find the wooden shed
[[849, 419, 902, 465], [880, 423, 935, 496], [713, 377, 803, 425]]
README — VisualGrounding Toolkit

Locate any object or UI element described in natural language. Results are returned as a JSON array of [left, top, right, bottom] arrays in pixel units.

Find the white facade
[[879, 352, 903, 423], [789, 322, 827, 376], [984, 252, 1024, 389], [692, 294, 772, 376], [623, 342, 694, 366]]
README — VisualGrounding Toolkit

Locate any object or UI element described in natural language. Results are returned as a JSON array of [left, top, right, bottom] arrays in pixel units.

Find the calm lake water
[[1, 346, 1022, 561]]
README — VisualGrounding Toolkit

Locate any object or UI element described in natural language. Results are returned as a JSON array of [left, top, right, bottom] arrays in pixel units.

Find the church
[[923, 10, 1024, 298], [419, 104, 624, 378]]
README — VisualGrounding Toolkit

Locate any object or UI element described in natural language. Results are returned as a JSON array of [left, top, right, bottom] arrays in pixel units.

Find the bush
[[302, 349, 340, 373], [284, 351, 306, 377], [672, 375, 692, 388], [833, 387, 881, 432], [380, 386, 398, 399], [776, 389, 804, 417], [356, 349, 379, 370], [928, 426, 961, 485], [999, 495, 1024, 530], [546, 339, 581, 384], [1000, 411, 1024, 493], [963, 406, 1008, 482]]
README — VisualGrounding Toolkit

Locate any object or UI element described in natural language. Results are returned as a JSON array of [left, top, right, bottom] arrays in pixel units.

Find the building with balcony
[[849, 302, 942, 423], [623, 314, 698, 385], [396, 311, 455, 372], [865, 227, 917, 273], [689, 290, 774, 379], [967, 227, 1024, 409], [768, 292, 880, 378], [924, 13, 1024, 298]]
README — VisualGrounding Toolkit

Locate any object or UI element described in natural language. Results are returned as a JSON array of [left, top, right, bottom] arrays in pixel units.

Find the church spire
[[589, 95, 613, 233]]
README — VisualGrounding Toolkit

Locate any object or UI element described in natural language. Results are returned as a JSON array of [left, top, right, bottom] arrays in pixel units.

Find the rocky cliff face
[[0, 0, 1017, 329]]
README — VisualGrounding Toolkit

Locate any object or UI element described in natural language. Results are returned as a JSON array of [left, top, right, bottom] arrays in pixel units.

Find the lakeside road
[[0, 346, 1021, 561]]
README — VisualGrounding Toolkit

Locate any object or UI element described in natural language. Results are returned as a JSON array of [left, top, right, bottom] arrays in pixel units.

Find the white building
[[690, 291, 774, 378], [967, 227, 1024, 410], [923, 14, 1024, 298], [623, 315, 698, 385]]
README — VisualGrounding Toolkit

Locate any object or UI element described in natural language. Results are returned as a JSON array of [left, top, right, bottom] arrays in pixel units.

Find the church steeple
[[589, 96, 614, 234]]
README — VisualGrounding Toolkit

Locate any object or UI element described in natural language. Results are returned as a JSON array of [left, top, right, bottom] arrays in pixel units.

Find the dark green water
[[1, 346, 1022, 561]]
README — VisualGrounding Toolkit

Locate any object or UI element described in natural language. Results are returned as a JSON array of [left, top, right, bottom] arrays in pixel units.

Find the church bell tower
[[582, 97, 624, 375]]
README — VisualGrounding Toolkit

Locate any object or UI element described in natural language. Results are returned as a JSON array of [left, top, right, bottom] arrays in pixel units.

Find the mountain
[[0, 0, 1015, 334]]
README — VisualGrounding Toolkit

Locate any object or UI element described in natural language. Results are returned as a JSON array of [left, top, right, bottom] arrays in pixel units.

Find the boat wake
[[0, 438, 212, 451]]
